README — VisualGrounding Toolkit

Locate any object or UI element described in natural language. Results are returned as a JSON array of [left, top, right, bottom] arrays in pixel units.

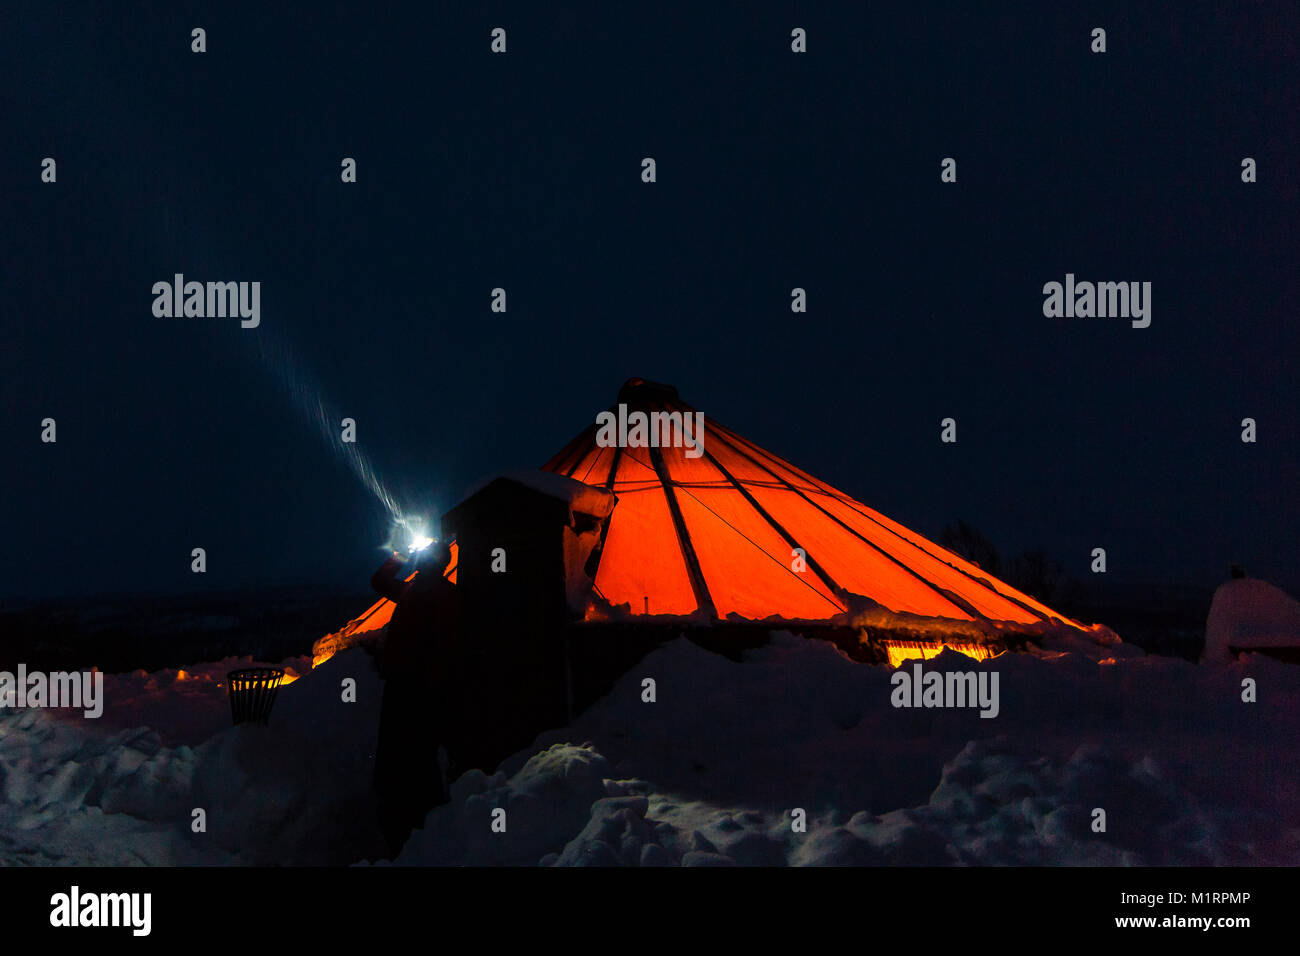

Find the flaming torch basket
[[226, 667, 286, 726]]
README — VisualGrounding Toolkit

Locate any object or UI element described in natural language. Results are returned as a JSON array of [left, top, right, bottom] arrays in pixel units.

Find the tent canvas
[[543, 378, 1084, 635]]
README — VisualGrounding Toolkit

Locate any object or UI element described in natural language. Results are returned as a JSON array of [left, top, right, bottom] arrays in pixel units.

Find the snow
[[1205, 577, 1300, 661], [393, 631, 1300, 866], [41, 655, 311, 747], [4, 626, 1299, 866], [0, 649, 384, 864]]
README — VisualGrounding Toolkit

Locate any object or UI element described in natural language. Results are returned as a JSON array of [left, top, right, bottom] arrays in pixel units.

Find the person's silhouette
[[370, 539, 460, 857]]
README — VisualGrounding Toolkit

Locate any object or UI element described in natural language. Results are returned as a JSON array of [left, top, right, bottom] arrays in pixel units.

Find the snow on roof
[[1205, 577, 1300, 661]]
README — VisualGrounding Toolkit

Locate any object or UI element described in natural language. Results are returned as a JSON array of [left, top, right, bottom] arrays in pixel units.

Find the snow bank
[[0, 648, 385, 865], [1205, 578, 1300, 661], [392, 632, 1300, 866], [792, 737, 1270, 865], [7, 626, 1300, 866], [42, 654, 311, 748], [391, 743, 611, 866]]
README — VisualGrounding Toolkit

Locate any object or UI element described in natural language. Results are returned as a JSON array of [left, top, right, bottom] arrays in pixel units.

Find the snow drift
[[4, 628, 1298, 866], [394, 631, 1300, 866]]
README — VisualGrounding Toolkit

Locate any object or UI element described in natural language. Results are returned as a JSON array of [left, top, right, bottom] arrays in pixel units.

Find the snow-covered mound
[[40, 655, 311, 748], [5, 630, 1300, 866], [394, 632, 1300, 866], [1205, 578, 1300, 662], [0, 648, 384, 865]]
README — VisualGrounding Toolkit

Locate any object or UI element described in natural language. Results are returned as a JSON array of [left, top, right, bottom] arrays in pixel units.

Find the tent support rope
[[621, 449, 841, 614], [716, 423, 1053, 624], [706, 425, 993, 623], [702, 447, 849, 608]]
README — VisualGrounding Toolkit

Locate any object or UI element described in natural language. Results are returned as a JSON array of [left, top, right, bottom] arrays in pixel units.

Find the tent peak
[[618, 377, 680, 406]]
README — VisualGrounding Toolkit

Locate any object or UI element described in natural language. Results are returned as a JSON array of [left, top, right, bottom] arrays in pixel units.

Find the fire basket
[[226, 667, 285, 726]]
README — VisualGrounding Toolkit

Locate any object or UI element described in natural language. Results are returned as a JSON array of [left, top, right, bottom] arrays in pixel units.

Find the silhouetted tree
[[939, 520, 1002, 576], [941, 521, 1067, 605], [1009, 547, 1065, 605]]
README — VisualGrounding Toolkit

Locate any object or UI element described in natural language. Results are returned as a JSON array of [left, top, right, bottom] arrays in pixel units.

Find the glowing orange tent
[[316, 378, 1087, 667], [545, 379, 1083, 635]]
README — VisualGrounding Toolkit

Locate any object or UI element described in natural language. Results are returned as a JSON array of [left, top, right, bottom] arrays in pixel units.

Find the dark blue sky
[[4, 2, 1297, 600]]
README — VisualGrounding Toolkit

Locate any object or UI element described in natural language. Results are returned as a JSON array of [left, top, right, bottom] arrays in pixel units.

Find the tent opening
[[878, 639, 1006, 668]]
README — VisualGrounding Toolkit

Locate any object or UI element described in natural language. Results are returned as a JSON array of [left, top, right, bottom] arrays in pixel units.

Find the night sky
[[4, 2, 1297, 602]]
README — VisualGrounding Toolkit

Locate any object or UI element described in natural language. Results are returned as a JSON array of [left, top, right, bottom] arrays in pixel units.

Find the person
[[370, 539, 460, 857]]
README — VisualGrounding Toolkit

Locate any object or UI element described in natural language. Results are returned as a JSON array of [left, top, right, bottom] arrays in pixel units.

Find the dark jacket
[[371, 555, 460, 689]]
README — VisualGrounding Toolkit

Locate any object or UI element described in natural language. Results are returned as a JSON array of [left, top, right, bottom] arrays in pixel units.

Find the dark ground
[[0, 585, 372, 674], [0, 575, 1215, 676]]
